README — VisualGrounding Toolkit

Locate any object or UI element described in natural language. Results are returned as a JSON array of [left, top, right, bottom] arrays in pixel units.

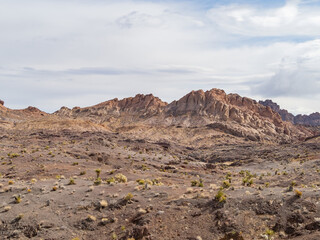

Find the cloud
[[207, 0, 320, 36], [253, 39, 320, 97], [0, 0, 319, 114]]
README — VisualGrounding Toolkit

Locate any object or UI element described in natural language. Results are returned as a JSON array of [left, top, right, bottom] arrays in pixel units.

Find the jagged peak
[[59, 106, 71, 111]]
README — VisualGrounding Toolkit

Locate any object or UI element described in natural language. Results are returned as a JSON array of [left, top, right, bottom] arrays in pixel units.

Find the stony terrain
[[0, 89, 319, 240]]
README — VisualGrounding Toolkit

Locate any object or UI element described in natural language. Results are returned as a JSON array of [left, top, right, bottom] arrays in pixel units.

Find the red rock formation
[[95, 94, 167, 114], [54, 88, 313, 142]]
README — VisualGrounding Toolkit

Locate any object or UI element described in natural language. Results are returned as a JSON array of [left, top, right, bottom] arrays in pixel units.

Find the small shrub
[[124, 193, 133, 201], [95, 169, 101, 178], [141, 164, 148, 171], [191, 178, 204, 187], [295, 189, 302, 198], [68, 178, 75, 185], [215, 189, 226, 203], [80, 171, 86, 175], [115, 173, 127, 183], [94, 177, 102, 186], [15, 213, 24, 221], [14, 195, 21, 204], [265, 229, 274, 240], [137, 179, 145, 185], [152, 178, 162, 186], [198, 180, 204, 188], [106, 177, 115, 184], [191, 180, 198, 187], [112, 232, 117, 240], [8, 153, 20, 159], [222, 180, 230, 189]]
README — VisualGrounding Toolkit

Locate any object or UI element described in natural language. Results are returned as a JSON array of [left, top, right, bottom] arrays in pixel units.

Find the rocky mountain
[[54, 88, 312, 142], [1, 89, 315, 142], [259, 99, 320, 126]]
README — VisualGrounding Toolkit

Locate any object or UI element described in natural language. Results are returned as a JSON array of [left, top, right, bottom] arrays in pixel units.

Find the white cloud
[[207, 0, 320, 36], [0, 0, 319, 114]]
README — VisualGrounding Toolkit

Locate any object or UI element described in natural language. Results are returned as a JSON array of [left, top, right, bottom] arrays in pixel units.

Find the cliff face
[[259, 100, 320, 126], [165, 89, 284, 127], [54, 89, 312, 142]]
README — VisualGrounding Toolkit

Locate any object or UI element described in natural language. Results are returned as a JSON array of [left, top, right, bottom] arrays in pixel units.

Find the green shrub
[[115, 173, 127, 183], [94, 177, 102, 185], [95, 169, 101, 178], [124, 193, 133, 201], [106, 177, 115, 184], [222, 180, 230, 189], [68, 178, 75, 185], [295, 189, 302, 197], [215, 189, 226, 203]]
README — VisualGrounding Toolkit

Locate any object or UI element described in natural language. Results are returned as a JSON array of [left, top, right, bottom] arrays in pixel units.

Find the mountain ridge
[[1, 89, 317, 142], [53, 88, 313, 142], [259, 99, 320, 126]]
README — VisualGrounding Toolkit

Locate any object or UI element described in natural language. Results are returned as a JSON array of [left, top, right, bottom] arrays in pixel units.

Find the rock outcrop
[[0, 99, 4, 106], [166, 89, 284, 127], [259, 99, 320, 126], [56, 94, 167, 121]]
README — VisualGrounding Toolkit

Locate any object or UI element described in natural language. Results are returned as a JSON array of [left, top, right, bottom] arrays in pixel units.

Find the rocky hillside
[[0, 100, 47, 122], [55, 89, 313, 142], [259, 99, 320, 126], [1, 89, 315, 142]]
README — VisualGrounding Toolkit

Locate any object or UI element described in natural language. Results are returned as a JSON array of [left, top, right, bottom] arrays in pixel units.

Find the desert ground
[[0, 125, 319, 240], [0, 90, 320, 240]]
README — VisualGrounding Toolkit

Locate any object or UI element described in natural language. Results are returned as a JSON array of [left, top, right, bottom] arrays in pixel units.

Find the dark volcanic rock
[[295, 112, 320, 126], [259, 99, 320, 126], [259, 99, 295, 123], [0, 100, 4, 106]]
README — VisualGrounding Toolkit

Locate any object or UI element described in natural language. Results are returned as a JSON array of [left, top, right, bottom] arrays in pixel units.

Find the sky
[[0, 0, 319, 114]]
